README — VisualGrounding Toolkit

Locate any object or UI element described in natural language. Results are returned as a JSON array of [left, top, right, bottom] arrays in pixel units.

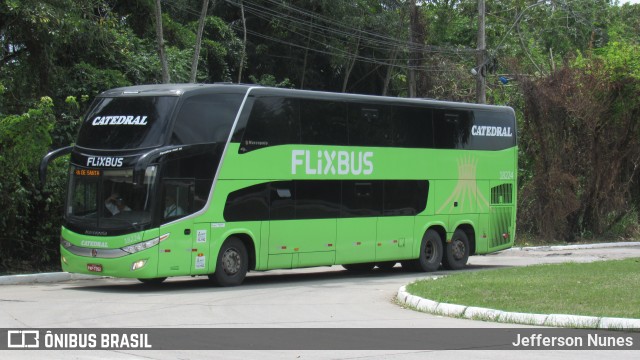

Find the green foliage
[[518, 47, 640, 240], [0, 98, 64, 272], [249, 74, 295, 88]]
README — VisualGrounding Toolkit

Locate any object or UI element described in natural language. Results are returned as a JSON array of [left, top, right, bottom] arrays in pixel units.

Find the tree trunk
[[154, 0, 170, 83], [190, 0, 210, 83], [382, 46, 398, 96], [342, 35, 360, 93], [238, 0, 247, 83], [300, 19, 313, 90], [476, 0, 486, 103]]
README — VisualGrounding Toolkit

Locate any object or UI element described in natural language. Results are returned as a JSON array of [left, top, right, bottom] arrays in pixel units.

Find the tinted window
[[384, 180, 429, 216], [296, 180, 341, 219], [223, 183, 269, 221], [77, 96, 178, 150], [300, 100, 348, 145], [433, 109, 473, 149], [270, 181, 296, 220], [348, 104, 393, 147], [341, 181, 383, 217], [392, 106, 434, 148], [223, 179, 429, 221], [240, 97, 300, 152], [160, 144, 224, 218], [171, 94, 243, 145], [161, 179, 194, 223]]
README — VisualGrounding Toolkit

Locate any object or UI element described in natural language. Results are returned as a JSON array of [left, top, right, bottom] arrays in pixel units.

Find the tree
[[154, 0, 170, 83], [190, 0, 212, 83], [518, 40, 640, 240]]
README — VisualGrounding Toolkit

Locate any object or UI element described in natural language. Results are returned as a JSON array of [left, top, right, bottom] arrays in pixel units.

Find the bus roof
[[98, 83, 252, 97], [99, 83, 514, 114]]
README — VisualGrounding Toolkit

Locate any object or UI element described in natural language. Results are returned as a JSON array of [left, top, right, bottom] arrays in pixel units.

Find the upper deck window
[[170, 93, 244, 145], [76, 96, 178, 150]]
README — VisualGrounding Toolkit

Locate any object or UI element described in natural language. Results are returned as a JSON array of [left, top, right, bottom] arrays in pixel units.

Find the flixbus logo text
[[292, 150, 373, 175]]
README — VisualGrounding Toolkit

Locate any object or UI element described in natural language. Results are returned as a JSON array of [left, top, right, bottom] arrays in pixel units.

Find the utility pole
[[476, 0, 486, 104]]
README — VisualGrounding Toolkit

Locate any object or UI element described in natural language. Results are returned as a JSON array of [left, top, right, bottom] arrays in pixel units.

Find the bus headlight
[[131, 259, 148, 271], [122, 238, 160, 254]]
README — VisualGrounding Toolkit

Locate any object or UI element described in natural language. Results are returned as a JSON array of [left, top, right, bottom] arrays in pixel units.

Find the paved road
[[1, 244, 639, 359]]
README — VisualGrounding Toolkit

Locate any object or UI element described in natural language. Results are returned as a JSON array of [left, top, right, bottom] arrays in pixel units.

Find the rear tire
[[403, 229, 442, 272], [209, 237, 248, 287], [442, 229, 470, 270]]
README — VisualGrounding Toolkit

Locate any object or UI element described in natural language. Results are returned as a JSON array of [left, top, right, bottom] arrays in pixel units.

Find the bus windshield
[[66, 166, 157, 233], [76, 96, 178, 150]]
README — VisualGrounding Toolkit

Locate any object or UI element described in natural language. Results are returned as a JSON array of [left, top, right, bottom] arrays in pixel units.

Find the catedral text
[[471, 125, 513, 137], [92, 115, 148, 126]]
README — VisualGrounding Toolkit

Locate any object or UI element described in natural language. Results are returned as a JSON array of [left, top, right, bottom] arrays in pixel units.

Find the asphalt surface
[[0, 242, 639, 359]]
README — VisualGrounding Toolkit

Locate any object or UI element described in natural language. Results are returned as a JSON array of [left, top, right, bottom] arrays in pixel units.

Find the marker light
[[131, 259, 148, 271], [61, 256, 68, 264]]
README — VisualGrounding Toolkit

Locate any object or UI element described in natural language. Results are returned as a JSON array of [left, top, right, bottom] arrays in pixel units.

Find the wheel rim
[[425, 240, 436, 261], [452, 239, 466, 260], [222, 247, 242, 275]]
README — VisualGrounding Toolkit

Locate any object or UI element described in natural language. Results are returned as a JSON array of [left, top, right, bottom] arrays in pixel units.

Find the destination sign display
[[74, 169, 101, 176]]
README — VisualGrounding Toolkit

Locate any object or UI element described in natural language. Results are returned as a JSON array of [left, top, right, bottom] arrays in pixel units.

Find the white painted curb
[[507, 241, 640, 252], [397, 286, 640, 330]]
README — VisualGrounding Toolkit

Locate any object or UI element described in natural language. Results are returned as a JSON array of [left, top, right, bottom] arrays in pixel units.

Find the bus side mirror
[[39, 146, 73, 186]]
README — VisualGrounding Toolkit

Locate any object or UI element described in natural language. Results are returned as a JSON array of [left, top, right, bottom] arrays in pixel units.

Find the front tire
[[402, 229, 443, 272], [209, 237, 248, 287], [442, 229, 470, 270]]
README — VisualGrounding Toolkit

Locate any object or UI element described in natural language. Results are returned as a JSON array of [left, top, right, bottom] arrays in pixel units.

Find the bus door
[[157, 179, 195, 277], [267, 181, 337, 269], [376, 180, 426, 261], [335, 181, 379, 264]]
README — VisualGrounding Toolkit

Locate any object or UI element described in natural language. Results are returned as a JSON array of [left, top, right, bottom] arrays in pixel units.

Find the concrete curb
[[0, 272, 104, 285], [397, 285, 640, 330], [507, 241, 640, 252]]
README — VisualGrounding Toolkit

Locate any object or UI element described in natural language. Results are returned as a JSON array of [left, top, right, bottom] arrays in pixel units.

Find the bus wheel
[[138, 277, 166, 285], [342, 263, 375, 272], [376, 261, 397, 271], [209, 237, 248, 287], [443, 229, 470, 270], [403, 229, 442, 272]]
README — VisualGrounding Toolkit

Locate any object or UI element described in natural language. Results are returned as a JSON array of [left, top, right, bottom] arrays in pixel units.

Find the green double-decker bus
[[41, 84, 517, 286]]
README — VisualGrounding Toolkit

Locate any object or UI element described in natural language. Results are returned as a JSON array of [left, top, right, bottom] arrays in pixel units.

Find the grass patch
[[406, 258, 640, 319]]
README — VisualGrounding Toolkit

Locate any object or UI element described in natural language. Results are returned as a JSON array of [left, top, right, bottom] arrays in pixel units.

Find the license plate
[[87, 264, 103, 272]]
